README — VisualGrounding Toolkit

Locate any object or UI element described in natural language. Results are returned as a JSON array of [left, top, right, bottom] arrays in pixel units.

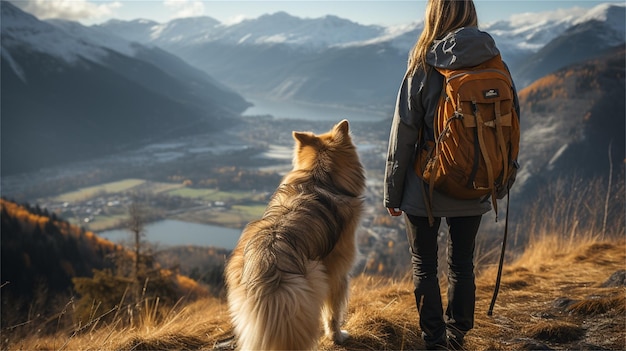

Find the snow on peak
[[335, 21, 421, 52], [574, 2, 625, 34], [48, 19, 137, 57], [1, 2, 111, 63], [480, 3, 626, 54], [132, 11, 386, 49], [150, 16, 221, 42]]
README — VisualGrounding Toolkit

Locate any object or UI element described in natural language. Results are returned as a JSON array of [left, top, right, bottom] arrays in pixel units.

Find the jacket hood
[[426, 26, 499, 69]]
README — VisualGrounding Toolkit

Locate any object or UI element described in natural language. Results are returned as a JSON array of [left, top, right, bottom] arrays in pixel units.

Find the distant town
[[2, 116, 416, 275]]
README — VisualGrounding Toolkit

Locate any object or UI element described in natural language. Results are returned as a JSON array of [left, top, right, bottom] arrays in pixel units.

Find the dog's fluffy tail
[[228, 260, 328, 350]]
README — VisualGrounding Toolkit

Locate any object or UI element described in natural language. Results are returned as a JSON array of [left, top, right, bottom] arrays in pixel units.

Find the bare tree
[[127, 199, 146, 306]]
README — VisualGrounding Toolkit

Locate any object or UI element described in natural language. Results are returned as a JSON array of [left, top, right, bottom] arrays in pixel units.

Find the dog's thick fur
[[224, 120, 366, 350]]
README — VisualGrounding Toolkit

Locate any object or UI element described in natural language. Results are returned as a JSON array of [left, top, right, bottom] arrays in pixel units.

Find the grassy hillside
[[6, 232, 624, 350], [3, 167, 623, 351], [0, 198, 210, 344]]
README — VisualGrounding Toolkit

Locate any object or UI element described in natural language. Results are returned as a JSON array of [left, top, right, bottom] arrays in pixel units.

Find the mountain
[[99, 11, 400, 112], [0, 2, 250, 176], [515, 44, 625, 195], [47, 18, 247, 112], [99, 17, 220, 45], [513, 3, 626, 87], [94, 3, 625, 112], [99, 11, 387, 50]]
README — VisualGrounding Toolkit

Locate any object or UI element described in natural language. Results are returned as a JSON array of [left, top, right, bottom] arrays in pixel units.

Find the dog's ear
[[332, 119, 350, 143], [293, 131, 316, 146], [334, 119, 350, 136]]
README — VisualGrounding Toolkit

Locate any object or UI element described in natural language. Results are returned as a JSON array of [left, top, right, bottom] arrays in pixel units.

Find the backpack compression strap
[[471, 100, 498, 218]]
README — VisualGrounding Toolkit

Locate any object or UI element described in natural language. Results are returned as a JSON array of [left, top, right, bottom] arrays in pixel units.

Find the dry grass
[[6, 173, 625, 350], [5, 234, 624, 351], [522, 320, 585, 343], [7, 297, 232, 351], [327, 234, 625, 351]]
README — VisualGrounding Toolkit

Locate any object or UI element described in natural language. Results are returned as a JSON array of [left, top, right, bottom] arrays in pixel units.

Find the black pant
[[404, 214, 481, 346]]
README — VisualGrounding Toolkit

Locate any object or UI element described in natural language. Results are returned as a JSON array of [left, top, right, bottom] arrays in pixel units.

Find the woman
[[383, 0, 519, 349]]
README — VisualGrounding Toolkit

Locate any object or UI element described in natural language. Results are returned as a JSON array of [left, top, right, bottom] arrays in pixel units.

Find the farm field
[[165, 187, 265, 203], [173, 203, 267, 228], [37, 178, 268, 232], [49, 179, 147, 202]]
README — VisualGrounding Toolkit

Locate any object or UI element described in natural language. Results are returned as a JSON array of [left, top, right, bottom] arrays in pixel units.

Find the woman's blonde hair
[[407, 0, 478, 75]]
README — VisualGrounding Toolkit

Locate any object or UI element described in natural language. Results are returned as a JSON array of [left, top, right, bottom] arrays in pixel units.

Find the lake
[[243, 97, 388, 121], [98, 219, 242, 249]]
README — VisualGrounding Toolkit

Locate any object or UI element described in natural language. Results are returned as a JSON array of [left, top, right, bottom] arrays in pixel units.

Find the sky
[[9, 0, 615, 27]]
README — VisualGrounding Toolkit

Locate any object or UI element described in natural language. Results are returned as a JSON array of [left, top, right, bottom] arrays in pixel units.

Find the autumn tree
[[72, 199, 178, 326]]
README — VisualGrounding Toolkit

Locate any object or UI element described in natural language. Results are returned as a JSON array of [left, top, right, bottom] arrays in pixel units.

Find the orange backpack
[[415, 54, 520, 221]]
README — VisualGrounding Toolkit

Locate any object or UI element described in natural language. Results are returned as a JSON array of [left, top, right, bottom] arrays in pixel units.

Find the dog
[[224, 119, 366, 350]]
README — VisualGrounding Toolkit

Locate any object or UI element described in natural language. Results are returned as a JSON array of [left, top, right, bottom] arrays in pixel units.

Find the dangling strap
[[487, 186, 510, 316], [427, 168, 436, 226], [421, 179, 435, 227]]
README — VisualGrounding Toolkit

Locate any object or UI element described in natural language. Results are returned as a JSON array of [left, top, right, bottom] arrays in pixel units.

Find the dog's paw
[[333, 330, 349, 345]]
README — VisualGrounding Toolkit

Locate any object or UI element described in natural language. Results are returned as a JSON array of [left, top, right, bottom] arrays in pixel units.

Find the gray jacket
[[383, 26, 519, 218]]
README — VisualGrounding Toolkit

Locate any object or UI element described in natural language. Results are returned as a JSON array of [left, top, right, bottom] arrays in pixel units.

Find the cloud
[[163, 0, 205, 19], [16, 0, 122, 22], [222, 14, 252, 26], [508, 6, 588, 26]]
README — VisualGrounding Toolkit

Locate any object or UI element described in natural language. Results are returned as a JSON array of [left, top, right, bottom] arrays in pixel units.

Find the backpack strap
[[493, 100, 509, 187], [471, 100, 498, 219]]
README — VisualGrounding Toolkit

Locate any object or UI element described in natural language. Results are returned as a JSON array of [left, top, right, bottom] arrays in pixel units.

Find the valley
[[1, 116, 403, 273], [2, 2, 625, 349]]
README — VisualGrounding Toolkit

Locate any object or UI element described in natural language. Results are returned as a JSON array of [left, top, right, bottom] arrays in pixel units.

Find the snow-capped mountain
[[1, 2, 121, 64], [92, 2, 624, 111], [1, 2, 250, 175], [97, 16, 222, 45], [210, 12, 385, 49], [46, 18, 139, 57], [93, 18, 161, 43], [96, 3, 625, 57], [3, 1, 250, 104], [97, 12, 411, 110], [46, 17, 240, 94], [574, 2, 626, 38], [100, 11, 388, 50], [513, 3, 626, 87]]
